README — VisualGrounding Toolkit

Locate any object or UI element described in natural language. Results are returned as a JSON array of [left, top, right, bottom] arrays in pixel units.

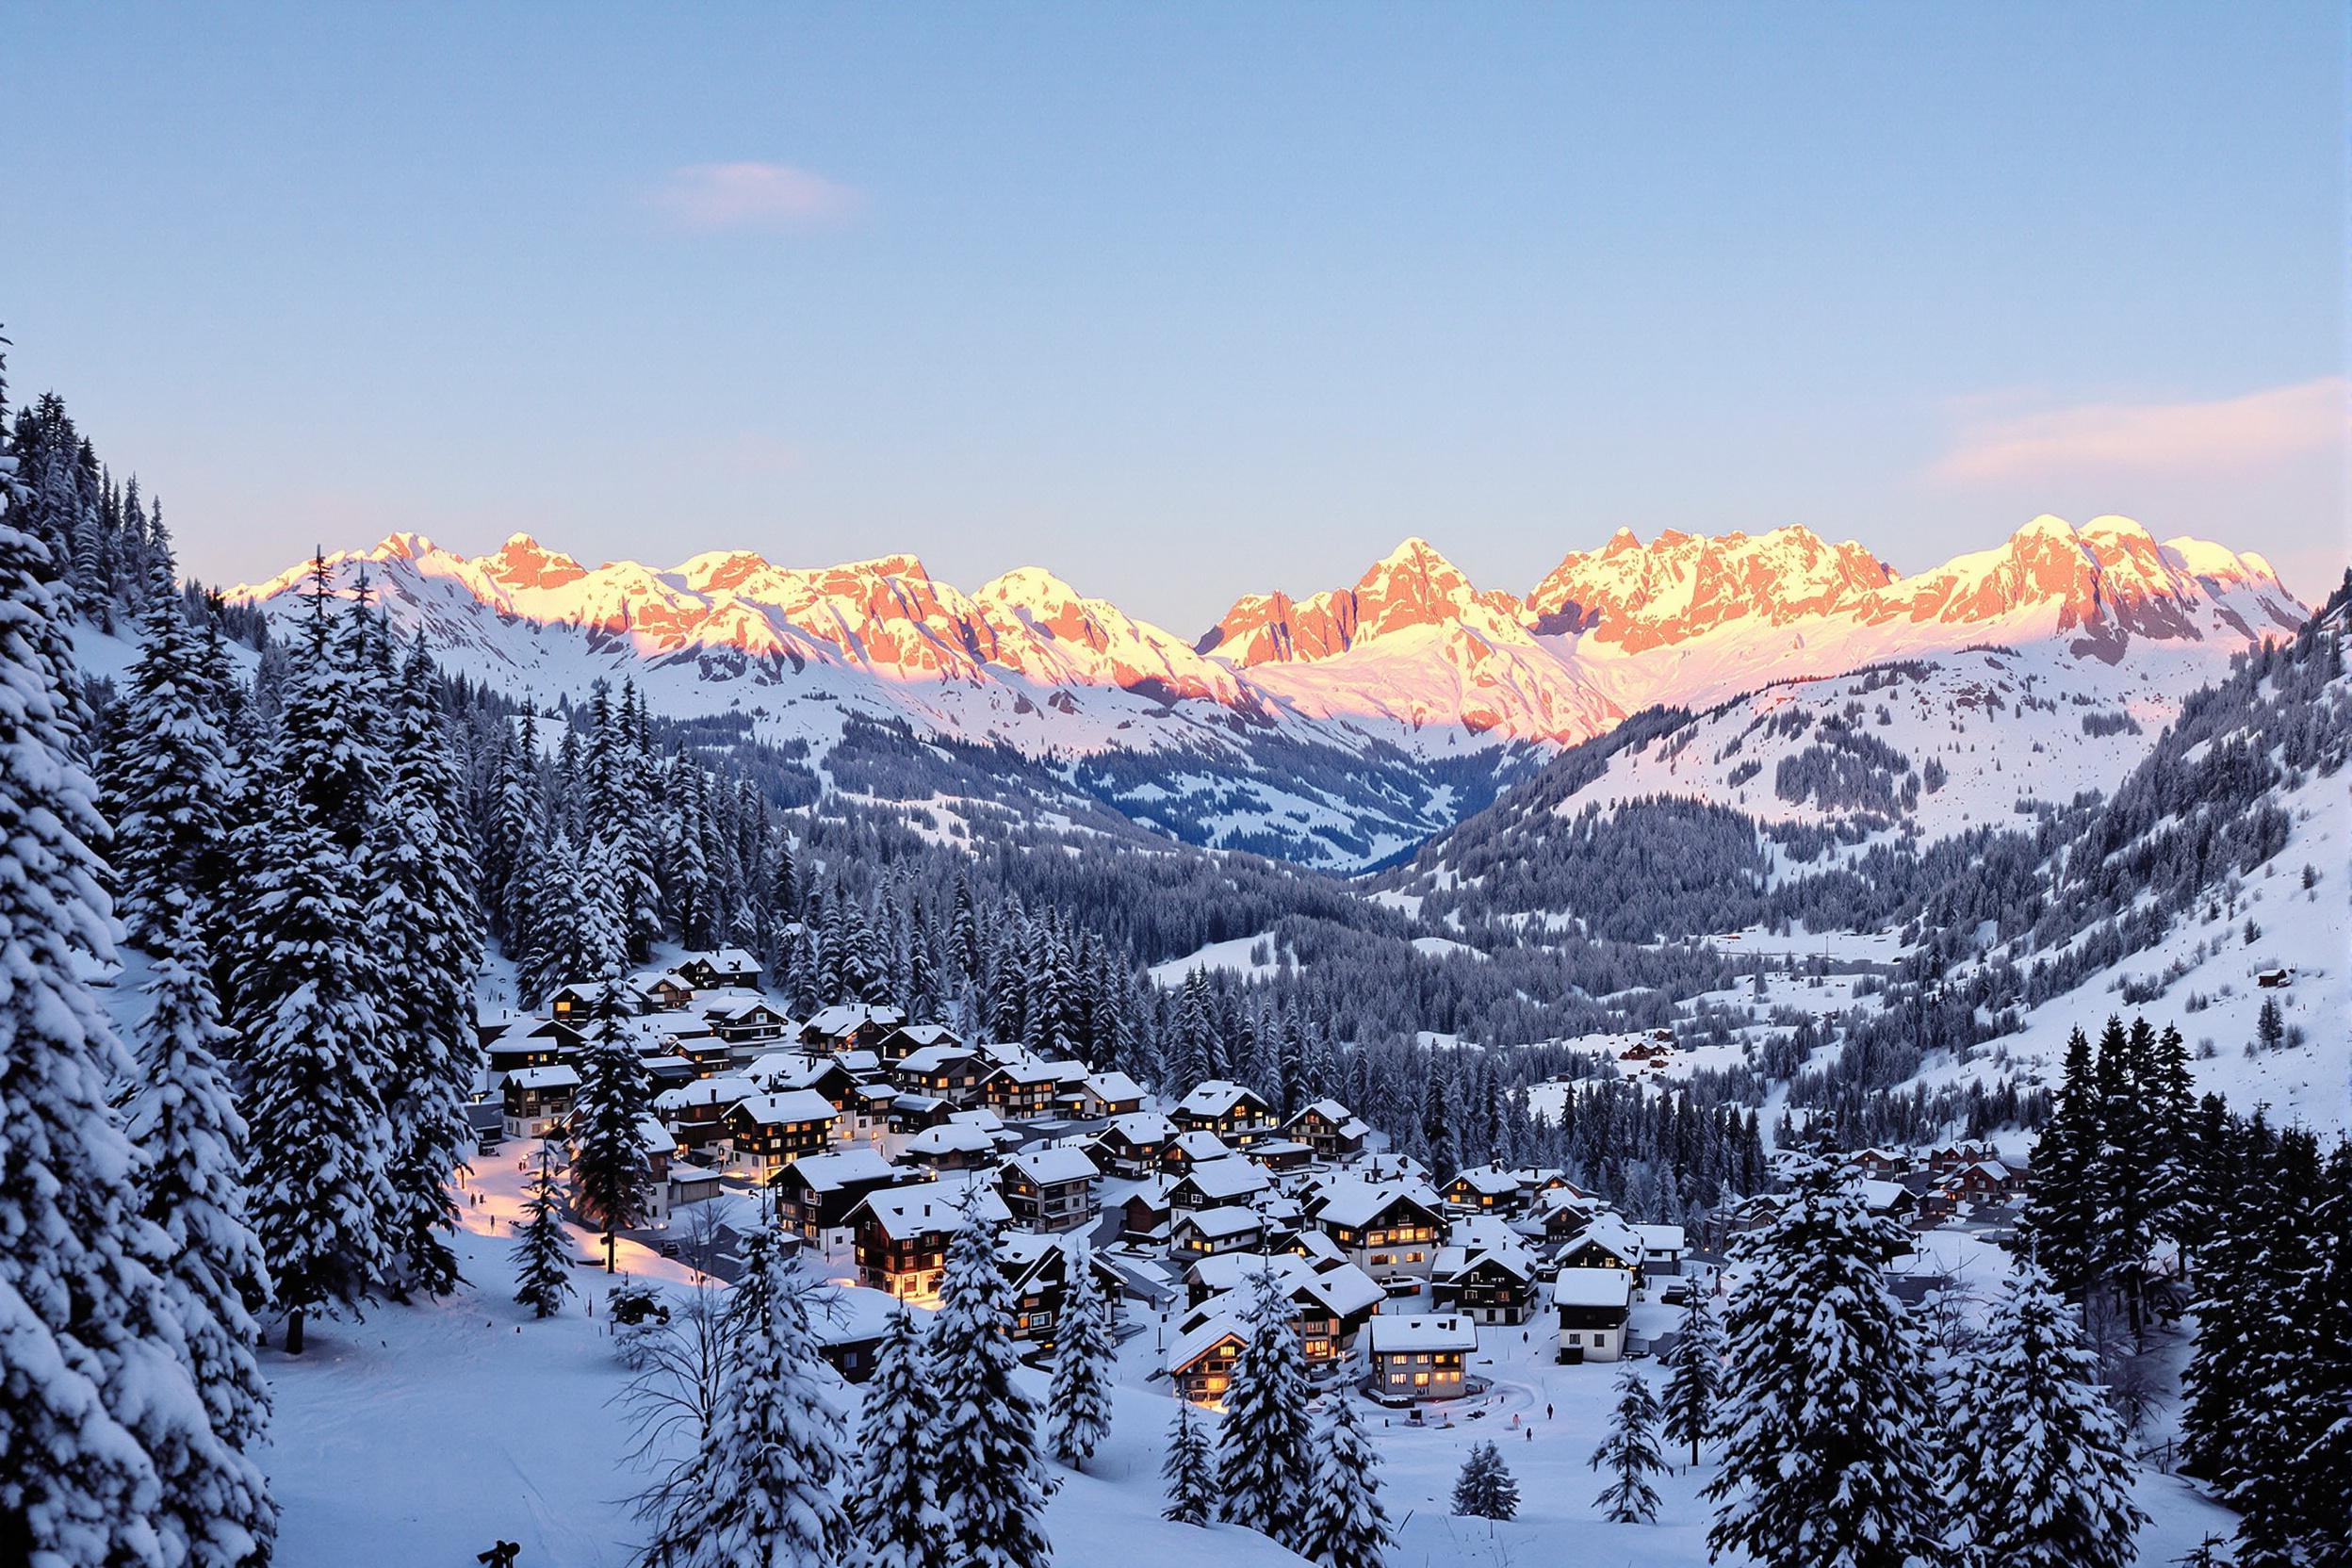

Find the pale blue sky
[[7, 2, 2345, 628]]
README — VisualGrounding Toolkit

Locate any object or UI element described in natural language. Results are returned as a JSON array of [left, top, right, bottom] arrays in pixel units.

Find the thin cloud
[[1929, 377, 2350, 485], [650, 161, 863, 231]]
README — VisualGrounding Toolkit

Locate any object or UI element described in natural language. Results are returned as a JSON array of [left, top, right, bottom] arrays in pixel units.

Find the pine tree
[[1217, 1267, 1313, 1549], [929, 1187, 1051, 1568], [1942, 1257, 2145, 1568], [1705, 1155, 1941, 1568], [847, 1306, 948, 1568], [512, 1147, 575, 1319], [1163, 1401, 1216, 1527], [1300, 1396, 1392, 1568], [1450, 1440, 1520, 1520], [126, 909, 278, 1568], [1046, 1240, 1114, 1471], [1592, 1365, 1667, 1523], [237, 774, 395, 1353], [571, 972, 654, 1272], [644, 1223, 847, 1568], [100, 547, 230, 951], [0, 493, 242, 1568], [1661, 1286, 1724, 1466], [2020, 1025, 2102, 1298]]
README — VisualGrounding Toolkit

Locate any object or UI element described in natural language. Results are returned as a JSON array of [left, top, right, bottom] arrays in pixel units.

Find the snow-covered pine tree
[[100, 546, 230, 952], [1162, 1401, 1215, 1527], [928, 1186, 1051, 1568], [0, 496, 231, 1568], [1661, 1285, 1725, 1466], [1300, 1395, 1392, 1568], [367, 635, 484, 1298], [1592, 1364, 1667, 1523], [1217, 1267, 1313, 1550], [237, 768, 396, 1354], [512, 1146, 575, 1319], [1046, 1239, 1114, 1471], [571, 970, 655, 1272], [127, 907, 278, 1568], [2021, 1026, 2103, 1299], [643, 1223, 847, 1568], [847, 1305, 948, 1568], [1450, 1439, 1519, 1520], [1704, 1154, 1941, 1568], [1942, 1256, 2145, 1568]]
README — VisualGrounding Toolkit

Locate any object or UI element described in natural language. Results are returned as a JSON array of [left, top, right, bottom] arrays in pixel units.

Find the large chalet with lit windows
[[1172, 1080, 1279, 1145]]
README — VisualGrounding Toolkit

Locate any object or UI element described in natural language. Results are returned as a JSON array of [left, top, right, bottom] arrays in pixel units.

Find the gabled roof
[[1004, 1146, 1101, 1186], [1176, 1078, 1272, 1118], [636, 1116, 678, 1157], [1287, 1097, 1354, 1125], [853, 1182, 1009, 1242], [1366, 1314, 1476, 1354], [983, 1060, 1062, 1087], [727, 1089, 839, 1127], [885, 1022, 962, 1049], [1433, 1242, 1539, 1284], [902, 1123, 997, 1157], [897, 1041, 980, 1074], [1175, 1205, 1265, 1241], [1167, 1131, 1233, 1161], [776, 1147, 897, 1192], [1632, 1223, 1687, 1253], [1178, 1156, 1272, 1203], [1309, 1178, 1444, 1230], [1445, 1164, 1525, 1196], [653, 1074, 757, 1113], [506, 1065, 580, 1091], [806, 1002, 906, 1037], [1096, 1110, 1178, 1146], [1296, 1263, 1388, 1319], [1083, 1070, 1145, 1103], [1166, 1311, 1251, 1375], [1560, 1214, 1644, 1263]]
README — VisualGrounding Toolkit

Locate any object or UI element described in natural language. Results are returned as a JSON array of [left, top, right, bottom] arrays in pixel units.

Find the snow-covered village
[[6, 9, 2350, 1568]]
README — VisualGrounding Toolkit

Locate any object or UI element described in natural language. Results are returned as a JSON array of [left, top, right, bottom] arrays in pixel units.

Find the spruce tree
[[1300, 1396, 1392, 1568], [1450, 1440, 1520, 1520], [511, 1147, 575, 1319], [1217, 1267, 1313, 1549], [929, 1187, 1051, 1568], [1592, 1365, 1667, 1524], [1705, 1155, 1941, 1568], [127, 909, 278, 1568], [1162, 1401, 1215, 1527], [1661, 1285, 1724, 1466], [1942, 1257, 2145, 1568], [1046, 1239, 1114, 1471], [2020, 1025, 2102, 1298], [644, 1224, 847, 1568], [0, 503, 233, 1568], [847, 1306, 948, 1568], [571, 972, 654, 1271]]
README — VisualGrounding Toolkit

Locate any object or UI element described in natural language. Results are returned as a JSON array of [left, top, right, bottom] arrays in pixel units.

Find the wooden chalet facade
[[769, 1148, 904, 1250], [1172, 1080, 1280, 1146], [719, 1089, 838, 1174], [501, 1065, 580, 1138], [1282, 1099, 1367, 1161], [1365, 1314, 1475, 1400], [998, 1146, 1101, 1233]]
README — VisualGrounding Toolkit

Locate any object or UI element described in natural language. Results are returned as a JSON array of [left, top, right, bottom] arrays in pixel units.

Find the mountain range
[[228, 514, 2307, 868]]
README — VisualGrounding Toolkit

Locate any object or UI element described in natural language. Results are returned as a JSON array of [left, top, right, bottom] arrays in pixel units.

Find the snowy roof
[[1176, 1205, 1265, 1241], [1175, 1079, 1269, 1117], [1097, 1111, 1178, 1145], [855, 1183, 1009, 1241], [1632, 1223, 1687, 1254], [1186, 1251, 1314, 1297], [679, 946, 760, 972], [778, 1148, 897, 1192], [888, 1022, 961, 1048], [903, 1124, 997, 1157], [1166, 1311, 1250, 1374], [635, 1117, 678, 1156], [1084, 1070, 1145, 1102], [1552, 1267, 1634, 1310], [1179, 1156, 1272, 1202], [898, 1042, 978, 1073], [1560, 1215, 1643, 1263], [1310, 1179, 1442, 1230], [1168, 1131, 1233, 1161], [947, 1107, 1006, 1133], [1446, 1165, 1525, 1195], [741, 1051, 819, 1084], [1366, 1314, 1477, 1354], [1288, 1097, 1353, 1124], [808, 1284, 907, 1348], [727, 1089, 838, 1127], [1446, 1215, 1523, 1253], [653, 1075, 756, 1112], [506, 1065, 580, 1090], [984, 1060, 1061, 1086], [1433, 1243, 1539, 1284], [1297, 1263, 1387, 1319], [1004, 1146, 1100, 1186], [806, 1002, 905, 1037]]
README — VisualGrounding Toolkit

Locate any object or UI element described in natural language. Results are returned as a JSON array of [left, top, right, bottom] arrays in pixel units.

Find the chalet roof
[[808, 1284, 906, 1348], [1366, 1314, 1477, 1355], [1560, 1214, 1644, 1263], [1288, 1097, 1353, 1126], [899, 1042, 981, 1074], [1552, 1266, 1634, 1310], [1096, 1111, 1178, 1146], [1004, 1146, 1101, 1186], [703, 1000, 791, 1026], [1084, 1070, 1145, 1103], [902, 1123, 997, 1158], [886, 1022, 961, 1049], [1176, 1205, 1265, 1241], [1186, 1251, 1313, 1297], [653, 1075, 756, 1113], [1446, 1165, 1524, 1195], [983, 1060, 1062, 1086], [506, 1065, 580, 1090], [1632, 1223, 1687, 1254], [1446, 1215, 1524, 1254], [1175, 1078, 1271, 1118], [1168, 1131, 1234, 1161], [1179, 1156, 1272, 1203], [1166, 1312, 1250, 1375], [1309, 1178, 1443, 1231], [1295, 1262, 1387, 1318], [679, 946, 760, 972], [806, 1002, 906, 1037], [1432, 1242, 1539, 1284], [776, 1148, 898, 1193], [854, 1183, 1009, 1242], [727, 1089, 839, 1128], [636, 1116, 678, 1157]]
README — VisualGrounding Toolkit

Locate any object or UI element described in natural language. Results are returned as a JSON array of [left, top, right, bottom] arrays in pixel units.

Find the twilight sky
[[6, 2, 2345, 630]]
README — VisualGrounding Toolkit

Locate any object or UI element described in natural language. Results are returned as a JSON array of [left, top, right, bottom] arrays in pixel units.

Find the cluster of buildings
[[472, 954, 1707, 1406]]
